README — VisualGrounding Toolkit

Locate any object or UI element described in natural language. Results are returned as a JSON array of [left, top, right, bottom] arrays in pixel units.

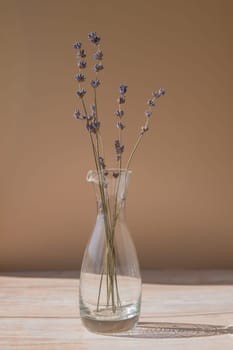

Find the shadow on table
[[108, 321, 233, 339]]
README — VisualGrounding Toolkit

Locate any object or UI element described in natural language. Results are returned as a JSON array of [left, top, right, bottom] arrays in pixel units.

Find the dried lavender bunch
[[73, 33, 166, 172], [72, 32, 166, 313]]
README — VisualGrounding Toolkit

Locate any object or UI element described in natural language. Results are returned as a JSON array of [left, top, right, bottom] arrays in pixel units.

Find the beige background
[[0, 0, 233, 270]]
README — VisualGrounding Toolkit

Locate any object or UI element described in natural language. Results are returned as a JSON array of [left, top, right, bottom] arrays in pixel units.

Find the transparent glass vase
[[79, 169, 142, 333]]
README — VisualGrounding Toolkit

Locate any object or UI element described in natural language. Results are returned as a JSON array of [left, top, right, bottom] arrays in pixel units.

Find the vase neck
[[87, 169, 131, 218]]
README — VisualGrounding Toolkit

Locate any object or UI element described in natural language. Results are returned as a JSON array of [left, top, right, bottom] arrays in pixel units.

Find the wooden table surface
[[0, 270, 233, 349]]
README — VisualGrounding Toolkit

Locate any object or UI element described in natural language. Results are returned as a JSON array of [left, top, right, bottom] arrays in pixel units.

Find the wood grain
[[0, 270, 233, 349]]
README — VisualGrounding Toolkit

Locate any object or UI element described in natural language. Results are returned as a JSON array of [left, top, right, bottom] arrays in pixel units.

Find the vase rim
[[87, 168, 132, 183]]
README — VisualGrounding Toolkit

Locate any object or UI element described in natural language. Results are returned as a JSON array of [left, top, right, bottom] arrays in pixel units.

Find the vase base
[[81, 314, 139, 333]]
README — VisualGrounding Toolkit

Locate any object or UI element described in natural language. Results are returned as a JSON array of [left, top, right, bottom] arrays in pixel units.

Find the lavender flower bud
[[91, 79, 101, 88], [88, 32, 96, 39], [115, 139, 124, 155], [86, 123, 91, 132], [74, 73, 85, 82], [140, 125, 149, 135], [99, 156, 106, 169], [93, 119, 100, 130], [152, 91, 160, 98], [76, 88, 87, 98], [74, 109, 81, 119], [117, 96, 125, 104], [86, 120, 100, 133], [74, 109, 86, 120], [145, 110, 152, 117], [147, 99, 155, 107], [77, 49, 86, 58], [93, 50, 103, 60], [94, 63, 104, 72], [159, 88, 166, 95], [88, 32, 101, 45], [152, 88, 166, 98], [93, 35, 101, 45], [73, 41, 82, 49], [114, 109, 124, 117], [115, 139, 120, 148], [77, 60, 87, 69], [119, 84, 128, 95], [116, 121, 125, 130], [90, 104, 96, 117]]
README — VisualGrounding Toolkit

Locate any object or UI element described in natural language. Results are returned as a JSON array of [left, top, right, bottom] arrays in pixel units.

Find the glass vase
[[79, 169, 141, 333]]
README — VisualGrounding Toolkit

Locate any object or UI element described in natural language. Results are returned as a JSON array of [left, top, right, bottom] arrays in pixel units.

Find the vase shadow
[[106, 321, 233, 339]]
